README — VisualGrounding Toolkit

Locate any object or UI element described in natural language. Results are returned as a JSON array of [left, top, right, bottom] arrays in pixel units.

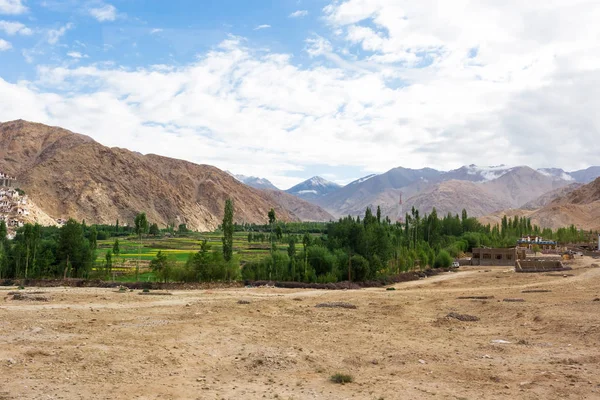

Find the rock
[[418, 359, 426, 364], [491, 340, 511, 344], [446, 312, 479, 322]]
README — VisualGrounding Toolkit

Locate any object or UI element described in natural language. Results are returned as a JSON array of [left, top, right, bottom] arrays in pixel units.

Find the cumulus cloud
[[47, 22, 73, 44], [254, 24, 271, 30], [1, 1, 600, 188], [0, 38, 11, 50], [289, 10, 308, 18], [89, 3, 116, 22], [0, 0, 27, 14], [0, 20, 31, 35]]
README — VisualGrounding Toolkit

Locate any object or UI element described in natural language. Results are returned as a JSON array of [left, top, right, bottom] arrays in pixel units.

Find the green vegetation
[[0, 202, 593, 283], [330, 373, 353, 384]]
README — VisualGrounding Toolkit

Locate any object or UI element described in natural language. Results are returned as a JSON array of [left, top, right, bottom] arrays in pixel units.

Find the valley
[[2, 257, 600, 399]]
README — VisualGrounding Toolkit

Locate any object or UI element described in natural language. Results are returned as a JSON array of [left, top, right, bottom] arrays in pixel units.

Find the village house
[[471, 247, 517, 266]]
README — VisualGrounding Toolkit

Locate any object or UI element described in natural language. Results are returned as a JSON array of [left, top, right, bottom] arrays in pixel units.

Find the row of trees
[[239, 206, 567, 283], [0, 200, 593, 282]]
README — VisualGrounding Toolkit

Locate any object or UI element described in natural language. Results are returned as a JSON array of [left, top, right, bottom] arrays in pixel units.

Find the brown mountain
[[481, 166, 570, 208], [527, 177, 600, 231], [521, 183, 583, 210], [0, 120, 331, 230], [404, 180, 510, 217], [479, 178, 600, 231]]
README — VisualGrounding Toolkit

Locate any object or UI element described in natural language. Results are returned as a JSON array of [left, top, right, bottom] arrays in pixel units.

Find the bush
[[434, 250, 452, 269], [330, 373, 353, 384]]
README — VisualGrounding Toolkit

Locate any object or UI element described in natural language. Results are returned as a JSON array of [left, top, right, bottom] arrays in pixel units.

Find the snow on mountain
[[226, 172, 279, 190], [444, 164, 514, 182], [285, 176, 342, 200], [537, 168, 575, 182], [348, 174, 378, 185]]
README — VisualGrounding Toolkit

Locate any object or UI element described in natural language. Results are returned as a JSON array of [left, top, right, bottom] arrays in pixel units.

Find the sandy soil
[[2, 257, 600, 400]]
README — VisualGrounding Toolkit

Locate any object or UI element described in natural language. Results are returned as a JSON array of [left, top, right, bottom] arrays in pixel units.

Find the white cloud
[[289, 10, 308, 18], [89, 4, 116, 22], [0, 20, 31, 35], [67, 51, 87, 59], [0, 38, 11, 50], [150, 28, 163, 34], [254, 24, 271, 31], [47, 22, 73, 45], [0, 0, 27, 15], [1, 1, 600, 187]]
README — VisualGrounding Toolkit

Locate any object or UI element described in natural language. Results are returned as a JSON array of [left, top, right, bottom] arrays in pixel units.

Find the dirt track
[[2, 257, 600, 399]]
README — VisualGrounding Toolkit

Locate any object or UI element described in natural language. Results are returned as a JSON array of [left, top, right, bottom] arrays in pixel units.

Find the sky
[[0, 0, 599, 190]]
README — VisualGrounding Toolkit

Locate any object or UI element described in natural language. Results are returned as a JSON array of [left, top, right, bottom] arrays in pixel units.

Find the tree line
[[0, 202, 593, 282]]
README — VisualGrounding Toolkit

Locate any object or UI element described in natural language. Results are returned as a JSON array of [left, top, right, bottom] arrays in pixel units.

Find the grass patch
[[330, 373, 353, 384]]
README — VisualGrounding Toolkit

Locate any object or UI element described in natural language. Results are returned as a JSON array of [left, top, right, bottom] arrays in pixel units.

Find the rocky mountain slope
[[285, 176, 341, 201], [404, 180, 510, 217], [229, 173, 279, 190], [521, 183, 583, 210], [315, 167, 439, 217], [261, 190, 334, 222], [0, 120, 331, 230], [479, 178, 600, 231], [315, 165, 584, 219], [480, 166, 570, 208]]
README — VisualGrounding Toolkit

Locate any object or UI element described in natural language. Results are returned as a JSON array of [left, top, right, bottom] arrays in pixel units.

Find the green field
[[95, 232, 290, 280]]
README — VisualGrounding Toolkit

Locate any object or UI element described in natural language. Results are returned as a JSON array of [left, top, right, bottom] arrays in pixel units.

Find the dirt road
[[1, 257, 600, 399]]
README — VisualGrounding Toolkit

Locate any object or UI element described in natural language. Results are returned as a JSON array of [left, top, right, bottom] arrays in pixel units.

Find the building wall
[[471, 248, 516, 266]]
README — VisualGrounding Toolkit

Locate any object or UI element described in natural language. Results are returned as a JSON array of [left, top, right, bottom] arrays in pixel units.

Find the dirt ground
[[2, 257, 600, 400]]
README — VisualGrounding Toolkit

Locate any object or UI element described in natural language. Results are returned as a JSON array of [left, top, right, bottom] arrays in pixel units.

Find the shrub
[[142, 288, 150, 293], [330, 373, 353, 384], [434, 250, 452, 269]]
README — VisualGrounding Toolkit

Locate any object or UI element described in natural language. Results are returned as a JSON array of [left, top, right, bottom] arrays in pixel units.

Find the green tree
[[89, 226, 98, 251], [105, 250, 113, 277], [302, 232, 311, 281], [149, 250, 173, 283], [134, 213, 148, 237], [57, 219, 93, 278], [222, 199, 234, 262], [149, 223, 160, 236], [268, 208, 277, 225], [434, 250, 452, 269], [112, 239, 120, 257], [0, 220, 7, 240], [134, 212, 149, 281]]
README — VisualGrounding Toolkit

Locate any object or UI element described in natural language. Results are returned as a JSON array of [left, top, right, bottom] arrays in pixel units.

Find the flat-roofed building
[[471, 247, 516, 266]]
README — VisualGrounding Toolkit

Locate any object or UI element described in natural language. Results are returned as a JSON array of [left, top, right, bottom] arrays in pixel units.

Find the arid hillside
[[0, 120, 331, 230], [479, 178, 600, 231], [404, 180, 510, 217], [528, 177, 600, 231]]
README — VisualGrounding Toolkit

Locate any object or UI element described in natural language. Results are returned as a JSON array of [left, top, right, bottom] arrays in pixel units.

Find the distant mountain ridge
[[285, 176, 341, 200], [308, 164, 600, 220], [228, 172, 279, 190]]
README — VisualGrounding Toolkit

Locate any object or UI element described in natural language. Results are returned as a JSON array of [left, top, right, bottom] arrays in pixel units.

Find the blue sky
[[1, 0, 599, 189]]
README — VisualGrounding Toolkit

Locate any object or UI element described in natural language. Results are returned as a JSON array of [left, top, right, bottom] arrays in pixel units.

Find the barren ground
[[2, 257, 600, 400]]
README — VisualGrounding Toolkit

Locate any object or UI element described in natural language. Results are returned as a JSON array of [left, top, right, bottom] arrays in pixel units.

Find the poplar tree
[[222, 199, 234, 262]]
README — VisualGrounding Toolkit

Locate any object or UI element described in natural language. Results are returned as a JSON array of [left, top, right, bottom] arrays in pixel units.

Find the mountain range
[[1, 119, 599, 232], [0, 120, 332, 231]]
